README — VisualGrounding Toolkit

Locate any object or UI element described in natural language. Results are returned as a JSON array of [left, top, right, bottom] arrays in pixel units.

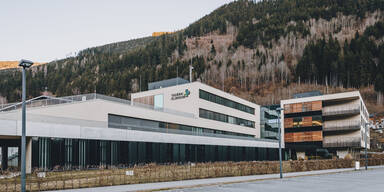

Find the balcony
[[322, 136, 361, 148], [322, 106, 360, 117], [323, 121, 361, 132]]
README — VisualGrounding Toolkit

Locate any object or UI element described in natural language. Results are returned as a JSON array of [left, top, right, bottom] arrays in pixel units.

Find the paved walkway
[[51, 165, 384, 192], [165, 166, 384, 192]]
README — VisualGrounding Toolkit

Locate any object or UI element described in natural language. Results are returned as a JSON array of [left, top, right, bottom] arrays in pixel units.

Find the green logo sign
[[171, 89, 190, 100], [184, 89, 190, 97]]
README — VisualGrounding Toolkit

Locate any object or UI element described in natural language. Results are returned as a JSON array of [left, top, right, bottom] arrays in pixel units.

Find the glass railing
[[0, 93, 195, 118]]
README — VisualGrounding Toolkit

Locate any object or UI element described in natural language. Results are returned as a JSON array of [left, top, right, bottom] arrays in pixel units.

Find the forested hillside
[[0, 0, 383, 114]]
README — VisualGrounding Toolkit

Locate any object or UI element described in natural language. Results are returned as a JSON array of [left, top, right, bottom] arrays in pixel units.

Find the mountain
[[0, 0, 383, 116]]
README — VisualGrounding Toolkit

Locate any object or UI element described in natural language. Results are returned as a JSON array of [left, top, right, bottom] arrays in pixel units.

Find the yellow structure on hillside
[[152, 32, 174, 37], [0, 61, 45, 70]]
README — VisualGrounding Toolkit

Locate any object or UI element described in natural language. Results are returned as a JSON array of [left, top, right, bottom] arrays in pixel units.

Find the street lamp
[[276, 107, 284, 179], [365, 122, 370, 170], [19, 59, 34, 192]]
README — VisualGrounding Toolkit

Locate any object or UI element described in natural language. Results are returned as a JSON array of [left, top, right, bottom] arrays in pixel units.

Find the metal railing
[[0, 93, 195, 118], [323, 121, 361, 132]]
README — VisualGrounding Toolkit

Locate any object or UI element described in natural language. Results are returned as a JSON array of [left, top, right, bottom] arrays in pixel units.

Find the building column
[[1, 145, 8, 170], [26, 137, 32, 174]]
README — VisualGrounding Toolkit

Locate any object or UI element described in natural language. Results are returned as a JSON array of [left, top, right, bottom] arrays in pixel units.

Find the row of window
[[199, 108, 255, 128], [199, 89, 255, 114], [32, 137, 279, 170], [108, 114, 254, 138]]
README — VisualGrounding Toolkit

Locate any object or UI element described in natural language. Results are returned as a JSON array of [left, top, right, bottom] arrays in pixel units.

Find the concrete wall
[[132, 82, 261, 137]]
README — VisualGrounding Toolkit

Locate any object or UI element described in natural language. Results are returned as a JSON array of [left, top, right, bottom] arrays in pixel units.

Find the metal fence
[[0, 93, 195, 118]]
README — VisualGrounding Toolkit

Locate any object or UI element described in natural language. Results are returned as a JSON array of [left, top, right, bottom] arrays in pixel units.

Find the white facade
[[0, 80, 276, 149], [131, 81, 261, 138]]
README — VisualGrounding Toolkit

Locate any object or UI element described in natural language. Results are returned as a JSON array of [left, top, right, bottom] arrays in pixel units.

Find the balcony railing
[[322, 106, 360, 116], [323, 121, 361, 132], [0, 93, 195, 118], [322, 136, 361, 148]]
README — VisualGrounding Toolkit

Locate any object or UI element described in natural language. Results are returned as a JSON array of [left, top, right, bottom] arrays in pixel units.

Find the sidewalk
[[51, 165, 384, 192]]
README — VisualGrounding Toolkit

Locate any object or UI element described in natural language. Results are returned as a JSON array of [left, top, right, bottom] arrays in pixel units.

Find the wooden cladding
[[284, 131, 323, 143], [284, 115, 322, 128], [284, 118, 293, 128], [302, 116, 312, 127], [133, 95, 154, 106], [284, 101, 322, 114], [312, 101, 322, 111]]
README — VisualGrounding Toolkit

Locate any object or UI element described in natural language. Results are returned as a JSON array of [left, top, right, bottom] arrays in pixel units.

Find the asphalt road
[[163, 168, 384, 192]]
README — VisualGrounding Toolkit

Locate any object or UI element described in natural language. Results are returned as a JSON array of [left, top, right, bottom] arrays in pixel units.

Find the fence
[[0, 158, 383, 191]]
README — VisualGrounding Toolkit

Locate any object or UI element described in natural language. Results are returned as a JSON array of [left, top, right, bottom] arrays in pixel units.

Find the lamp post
[[276, 107, 284, 179], [365, 122, 369, 170], [19, 59, 34, 192]]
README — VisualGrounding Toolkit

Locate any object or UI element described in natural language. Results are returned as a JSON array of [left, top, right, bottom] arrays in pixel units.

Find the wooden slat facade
[[284, 118, 293, 128], [284, 101, 322, 114], [284, 131, 323, 143]]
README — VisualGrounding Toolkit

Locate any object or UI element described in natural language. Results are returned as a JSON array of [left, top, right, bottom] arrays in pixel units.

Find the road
[[164, 168, 384, 192]]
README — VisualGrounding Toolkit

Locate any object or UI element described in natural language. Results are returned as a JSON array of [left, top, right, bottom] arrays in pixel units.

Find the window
[[154, 94, 163, 109], [312, 115, 322, 126], [108, 114, 254, 137], [199, 89, 255, 114], [199, 108, 255, 128]]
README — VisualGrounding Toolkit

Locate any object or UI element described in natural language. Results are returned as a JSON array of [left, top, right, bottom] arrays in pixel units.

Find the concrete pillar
[[1, 146, 8, 170], [26, 138, 32, 174]]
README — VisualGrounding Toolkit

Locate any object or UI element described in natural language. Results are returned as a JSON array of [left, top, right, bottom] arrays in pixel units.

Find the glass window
[[154, 94, 163, 109], [108, 114, 254, 137], [199, 108, 255, 128], [199, 89, 255, 114], [312, 115, 322, 126]]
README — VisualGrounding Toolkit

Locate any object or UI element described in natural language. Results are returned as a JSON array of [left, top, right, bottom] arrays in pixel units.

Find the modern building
[[260, 105, 280, 140], [0, 80, 279, 173], [281, 91, 370, 159]]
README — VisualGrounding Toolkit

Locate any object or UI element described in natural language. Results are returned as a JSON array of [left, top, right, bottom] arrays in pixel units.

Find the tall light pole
[[365, 122, 369, 170], [19, 59, 34, 192], [276, 107, 284, 179]]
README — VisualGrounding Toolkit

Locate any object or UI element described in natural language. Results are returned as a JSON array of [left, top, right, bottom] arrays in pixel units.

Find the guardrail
[[0, 93, 195, 118]]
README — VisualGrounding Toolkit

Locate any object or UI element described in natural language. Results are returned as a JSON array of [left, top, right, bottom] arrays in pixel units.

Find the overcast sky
[[0, 0, 234, 62]]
